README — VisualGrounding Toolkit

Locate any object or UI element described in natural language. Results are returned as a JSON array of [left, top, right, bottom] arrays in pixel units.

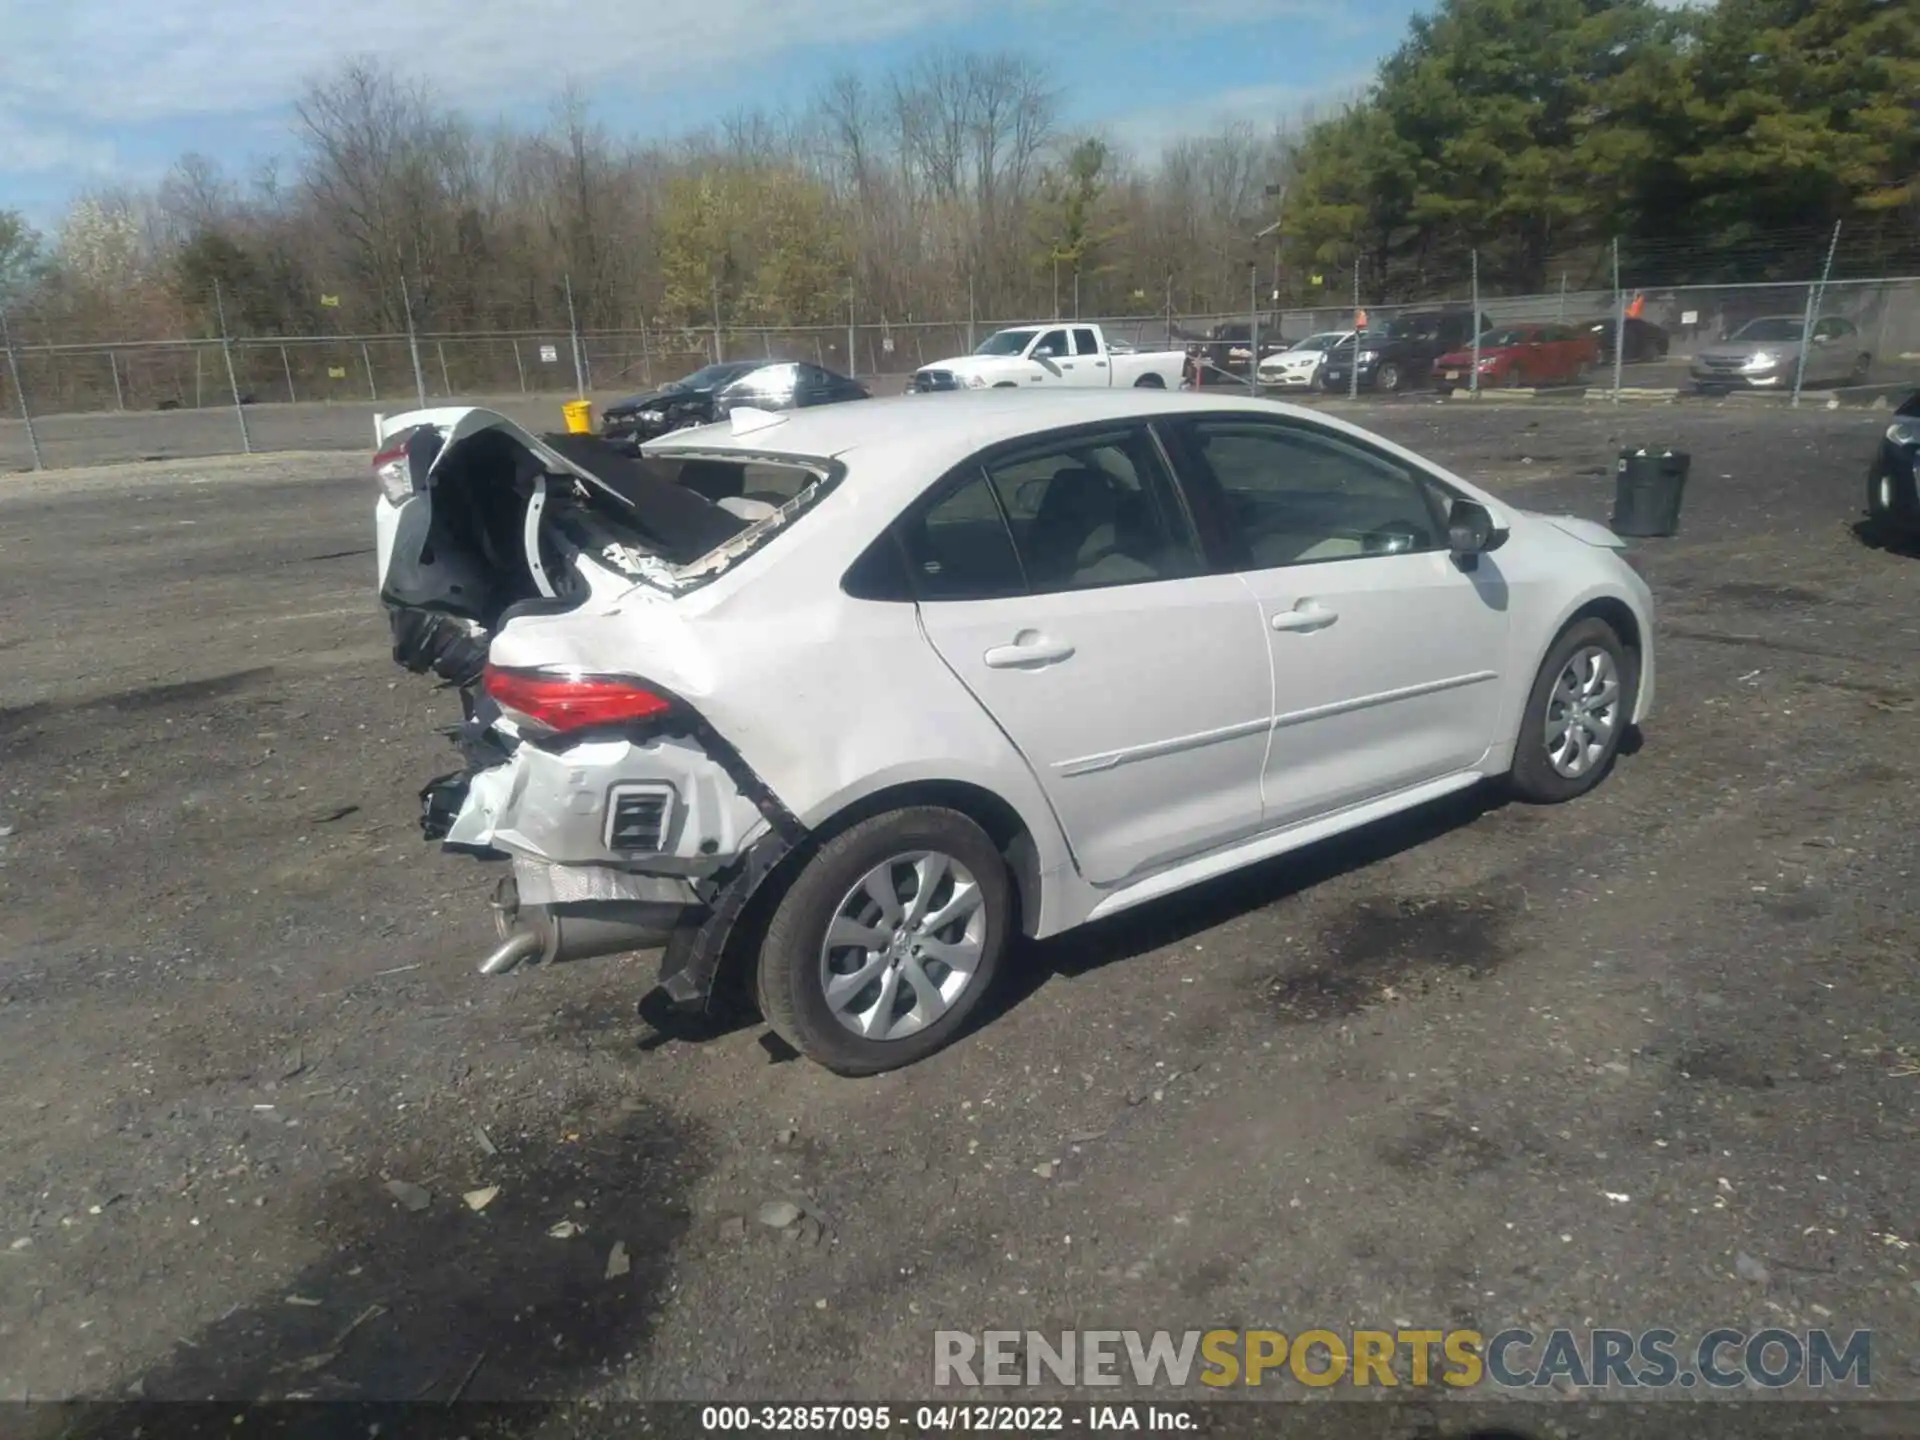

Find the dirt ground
[[1, 401, 1917, 1429]]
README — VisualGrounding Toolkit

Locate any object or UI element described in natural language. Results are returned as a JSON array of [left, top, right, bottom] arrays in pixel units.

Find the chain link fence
[[5, 276, 1919, 472]]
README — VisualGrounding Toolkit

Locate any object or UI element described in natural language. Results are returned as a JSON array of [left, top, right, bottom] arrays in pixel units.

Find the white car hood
[[1529, 512, 1626, 548]]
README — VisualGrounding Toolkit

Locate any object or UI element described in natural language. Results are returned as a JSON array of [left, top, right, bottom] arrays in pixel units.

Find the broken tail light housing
[[483, 665, 673, 736], [373, 438, 416, 505]]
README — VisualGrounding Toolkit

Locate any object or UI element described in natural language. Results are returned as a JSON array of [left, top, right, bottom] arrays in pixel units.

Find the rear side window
[[1072, 328, 1101, 356], [897, 474, 1027, 601]]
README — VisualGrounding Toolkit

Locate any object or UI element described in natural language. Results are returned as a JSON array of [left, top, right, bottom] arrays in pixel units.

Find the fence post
[[968, 273, 977, 353], [1247, 263, 1259, 397], [280, 343, 296, 404], [400, 275, 427, 408], [361, 340, 378, 401], [437, 339, 452, 397], [1557, 272, 1568, 322], [1470, 249, 1481, 396], [194, 347, 204, 408], [512, 339, 526, 393], [0, 308, 43, 472], [1611, 239, 1626, 405], [1348, 255, 1360, 400], [711, 277, 724, 363], [640, 317, 651, 387], [564, 274, 586, 397], [847, 279, 857, 380], [213, 281, 253, 454], [109, 350, 125, 411], [1792, 220, 1843, 409]]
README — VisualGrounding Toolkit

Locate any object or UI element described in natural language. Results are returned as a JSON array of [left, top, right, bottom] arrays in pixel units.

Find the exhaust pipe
[[480, 874, 680, 976]]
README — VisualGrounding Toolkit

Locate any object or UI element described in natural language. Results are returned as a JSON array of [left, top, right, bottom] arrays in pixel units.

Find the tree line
[[2, 0, 1913, 351]]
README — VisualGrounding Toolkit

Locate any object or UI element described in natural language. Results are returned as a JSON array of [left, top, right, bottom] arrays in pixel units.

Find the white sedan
[[1258, 330, 1356, 389], [374, 391, 1655, 1074]]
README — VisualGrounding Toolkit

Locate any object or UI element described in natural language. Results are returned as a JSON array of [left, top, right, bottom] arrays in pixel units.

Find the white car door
[[908, 422, 1272, 886], [1165, 415, 1512, 829], [1027, 328, 1077, 386], [1069, 327, 1113, 387]]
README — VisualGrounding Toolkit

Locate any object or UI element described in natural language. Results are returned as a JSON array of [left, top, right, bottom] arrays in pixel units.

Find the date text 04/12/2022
[[698, 1406, 1183, 1431]]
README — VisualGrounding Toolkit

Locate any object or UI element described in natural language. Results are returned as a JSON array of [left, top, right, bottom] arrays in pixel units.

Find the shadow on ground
[[33, 1100, 709, 1439]]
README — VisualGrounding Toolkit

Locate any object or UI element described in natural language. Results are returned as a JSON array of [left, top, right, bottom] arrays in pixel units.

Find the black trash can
[[1611, 447, 1689, 537]]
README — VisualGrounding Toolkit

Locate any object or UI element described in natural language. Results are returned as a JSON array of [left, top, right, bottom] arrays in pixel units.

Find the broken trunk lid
[[381, 406, 749, 566]]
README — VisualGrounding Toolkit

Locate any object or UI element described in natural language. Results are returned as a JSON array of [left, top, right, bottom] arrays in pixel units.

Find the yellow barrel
[[561, 398, 593, 434]]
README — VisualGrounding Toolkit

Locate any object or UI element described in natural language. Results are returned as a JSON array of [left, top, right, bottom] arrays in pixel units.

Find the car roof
[[644, 389, 1329, 476]]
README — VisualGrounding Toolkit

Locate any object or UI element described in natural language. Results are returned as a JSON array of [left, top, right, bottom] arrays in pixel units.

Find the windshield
[[1731, 318, 1804, 342], [1291, 332, 1348, 352], [974, 329, 1040, 356], [1480, 329, 1535, 348], [665, 363, 754, 393]]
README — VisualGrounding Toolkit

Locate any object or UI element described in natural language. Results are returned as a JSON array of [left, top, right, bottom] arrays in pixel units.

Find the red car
[[1433, 323, 1600, 393]]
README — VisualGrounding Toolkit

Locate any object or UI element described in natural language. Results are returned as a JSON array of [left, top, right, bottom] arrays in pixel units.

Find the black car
[[1191, 319, 1288, 383], [600, 361, 761, 449], [712, 360, 869, 421], [1865, 390, 1920, 540], [1587, 315, 1670, 365], [1319, 308, 1491, 394]]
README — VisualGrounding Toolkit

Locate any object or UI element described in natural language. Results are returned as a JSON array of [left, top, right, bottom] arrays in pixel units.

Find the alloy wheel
[[817, 851, 986, 1042], [1544, 645, 1621, 779]]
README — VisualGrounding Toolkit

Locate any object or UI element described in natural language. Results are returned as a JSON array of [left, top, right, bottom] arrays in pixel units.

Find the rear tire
[[1847, 354, 1872, 387], [1134, 374, 1165, 389], [754, 807, 1013, 1075], [993, 382, 1018, 389], [1507, 618, 1635, 804], [1376, 361, 1402, 393]]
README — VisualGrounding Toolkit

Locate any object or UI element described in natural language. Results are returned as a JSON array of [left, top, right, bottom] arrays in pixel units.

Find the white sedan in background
[[1258, 330, 1356, 390], [374, 390, 1655, 1075]]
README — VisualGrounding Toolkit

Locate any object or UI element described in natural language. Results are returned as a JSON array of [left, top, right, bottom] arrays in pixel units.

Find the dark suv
[[1320, 308, 1492, 394]]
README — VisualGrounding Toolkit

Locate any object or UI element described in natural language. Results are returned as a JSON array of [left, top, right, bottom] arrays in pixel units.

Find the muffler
[[480, 874, 680, 976]]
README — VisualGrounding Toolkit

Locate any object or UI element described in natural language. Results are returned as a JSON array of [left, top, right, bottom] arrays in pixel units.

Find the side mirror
[[1447, 498, 1508, 569]]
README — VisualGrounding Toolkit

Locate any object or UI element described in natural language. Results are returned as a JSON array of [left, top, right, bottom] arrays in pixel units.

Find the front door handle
[[1270, 603, 1338, 633], [983, 632, 1077, 669]]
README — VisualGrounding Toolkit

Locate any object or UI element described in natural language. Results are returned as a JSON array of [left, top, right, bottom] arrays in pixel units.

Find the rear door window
[[1072, 328, 1102, 356]]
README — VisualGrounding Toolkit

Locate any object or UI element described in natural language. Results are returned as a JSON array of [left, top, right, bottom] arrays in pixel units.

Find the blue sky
[[0, 0, 1417, 229]]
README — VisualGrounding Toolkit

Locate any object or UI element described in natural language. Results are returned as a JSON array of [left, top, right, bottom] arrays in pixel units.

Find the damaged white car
[[374, 392, 1655, 1074]]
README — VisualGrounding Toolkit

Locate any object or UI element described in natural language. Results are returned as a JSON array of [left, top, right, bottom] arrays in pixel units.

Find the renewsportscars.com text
[[932, 1327, 1872, 1390]]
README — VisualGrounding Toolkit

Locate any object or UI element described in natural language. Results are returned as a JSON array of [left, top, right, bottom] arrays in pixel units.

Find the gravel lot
[[1, 401, 1917, 1430]]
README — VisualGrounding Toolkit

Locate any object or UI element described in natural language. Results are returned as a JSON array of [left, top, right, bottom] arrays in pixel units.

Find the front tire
[[754, 807, 1013, 1075], [1507, 618, 1635, 804]]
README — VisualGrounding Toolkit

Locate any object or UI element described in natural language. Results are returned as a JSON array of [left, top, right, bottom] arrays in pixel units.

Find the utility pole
[[214, 280, 252, 454], [1792, 220, 1844, 408], [0, 307, 42, 471], [400, 273, 427, 407]]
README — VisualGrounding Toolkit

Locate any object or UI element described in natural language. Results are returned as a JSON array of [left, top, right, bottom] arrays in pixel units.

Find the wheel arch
[[802, 779, 1048, 940], [1542, 593, 1647, 722]]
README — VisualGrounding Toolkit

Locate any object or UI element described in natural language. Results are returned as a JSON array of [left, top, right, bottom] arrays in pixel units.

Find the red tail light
[[483, 665, 673, 734]]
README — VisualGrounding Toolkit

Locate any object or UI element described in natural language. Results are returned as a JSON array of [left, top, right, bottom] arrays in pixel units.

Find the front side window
[[1180, 420, 1448, 569], [1033, 329, 1070, 359], [982, 427, 1201, 592]]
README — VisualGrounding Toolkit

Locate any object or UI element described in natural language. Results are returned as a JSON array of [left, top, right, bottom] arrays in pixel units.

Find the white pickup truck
[[909, 323, 1188, 393]]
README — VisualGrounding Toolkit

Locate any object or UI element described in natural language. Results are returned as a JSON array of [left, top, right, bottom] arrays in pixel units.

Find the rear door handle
[[984, 633, 1077, 669], [1270, 603, 1338, 633]]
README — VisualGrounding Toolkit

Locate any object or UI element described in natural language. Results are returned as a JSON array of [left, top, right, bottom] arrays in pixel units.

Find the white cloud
[[0, 110, 117, 176], [1098, 74, 1372, 157], [0, 0, 978, 127]]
